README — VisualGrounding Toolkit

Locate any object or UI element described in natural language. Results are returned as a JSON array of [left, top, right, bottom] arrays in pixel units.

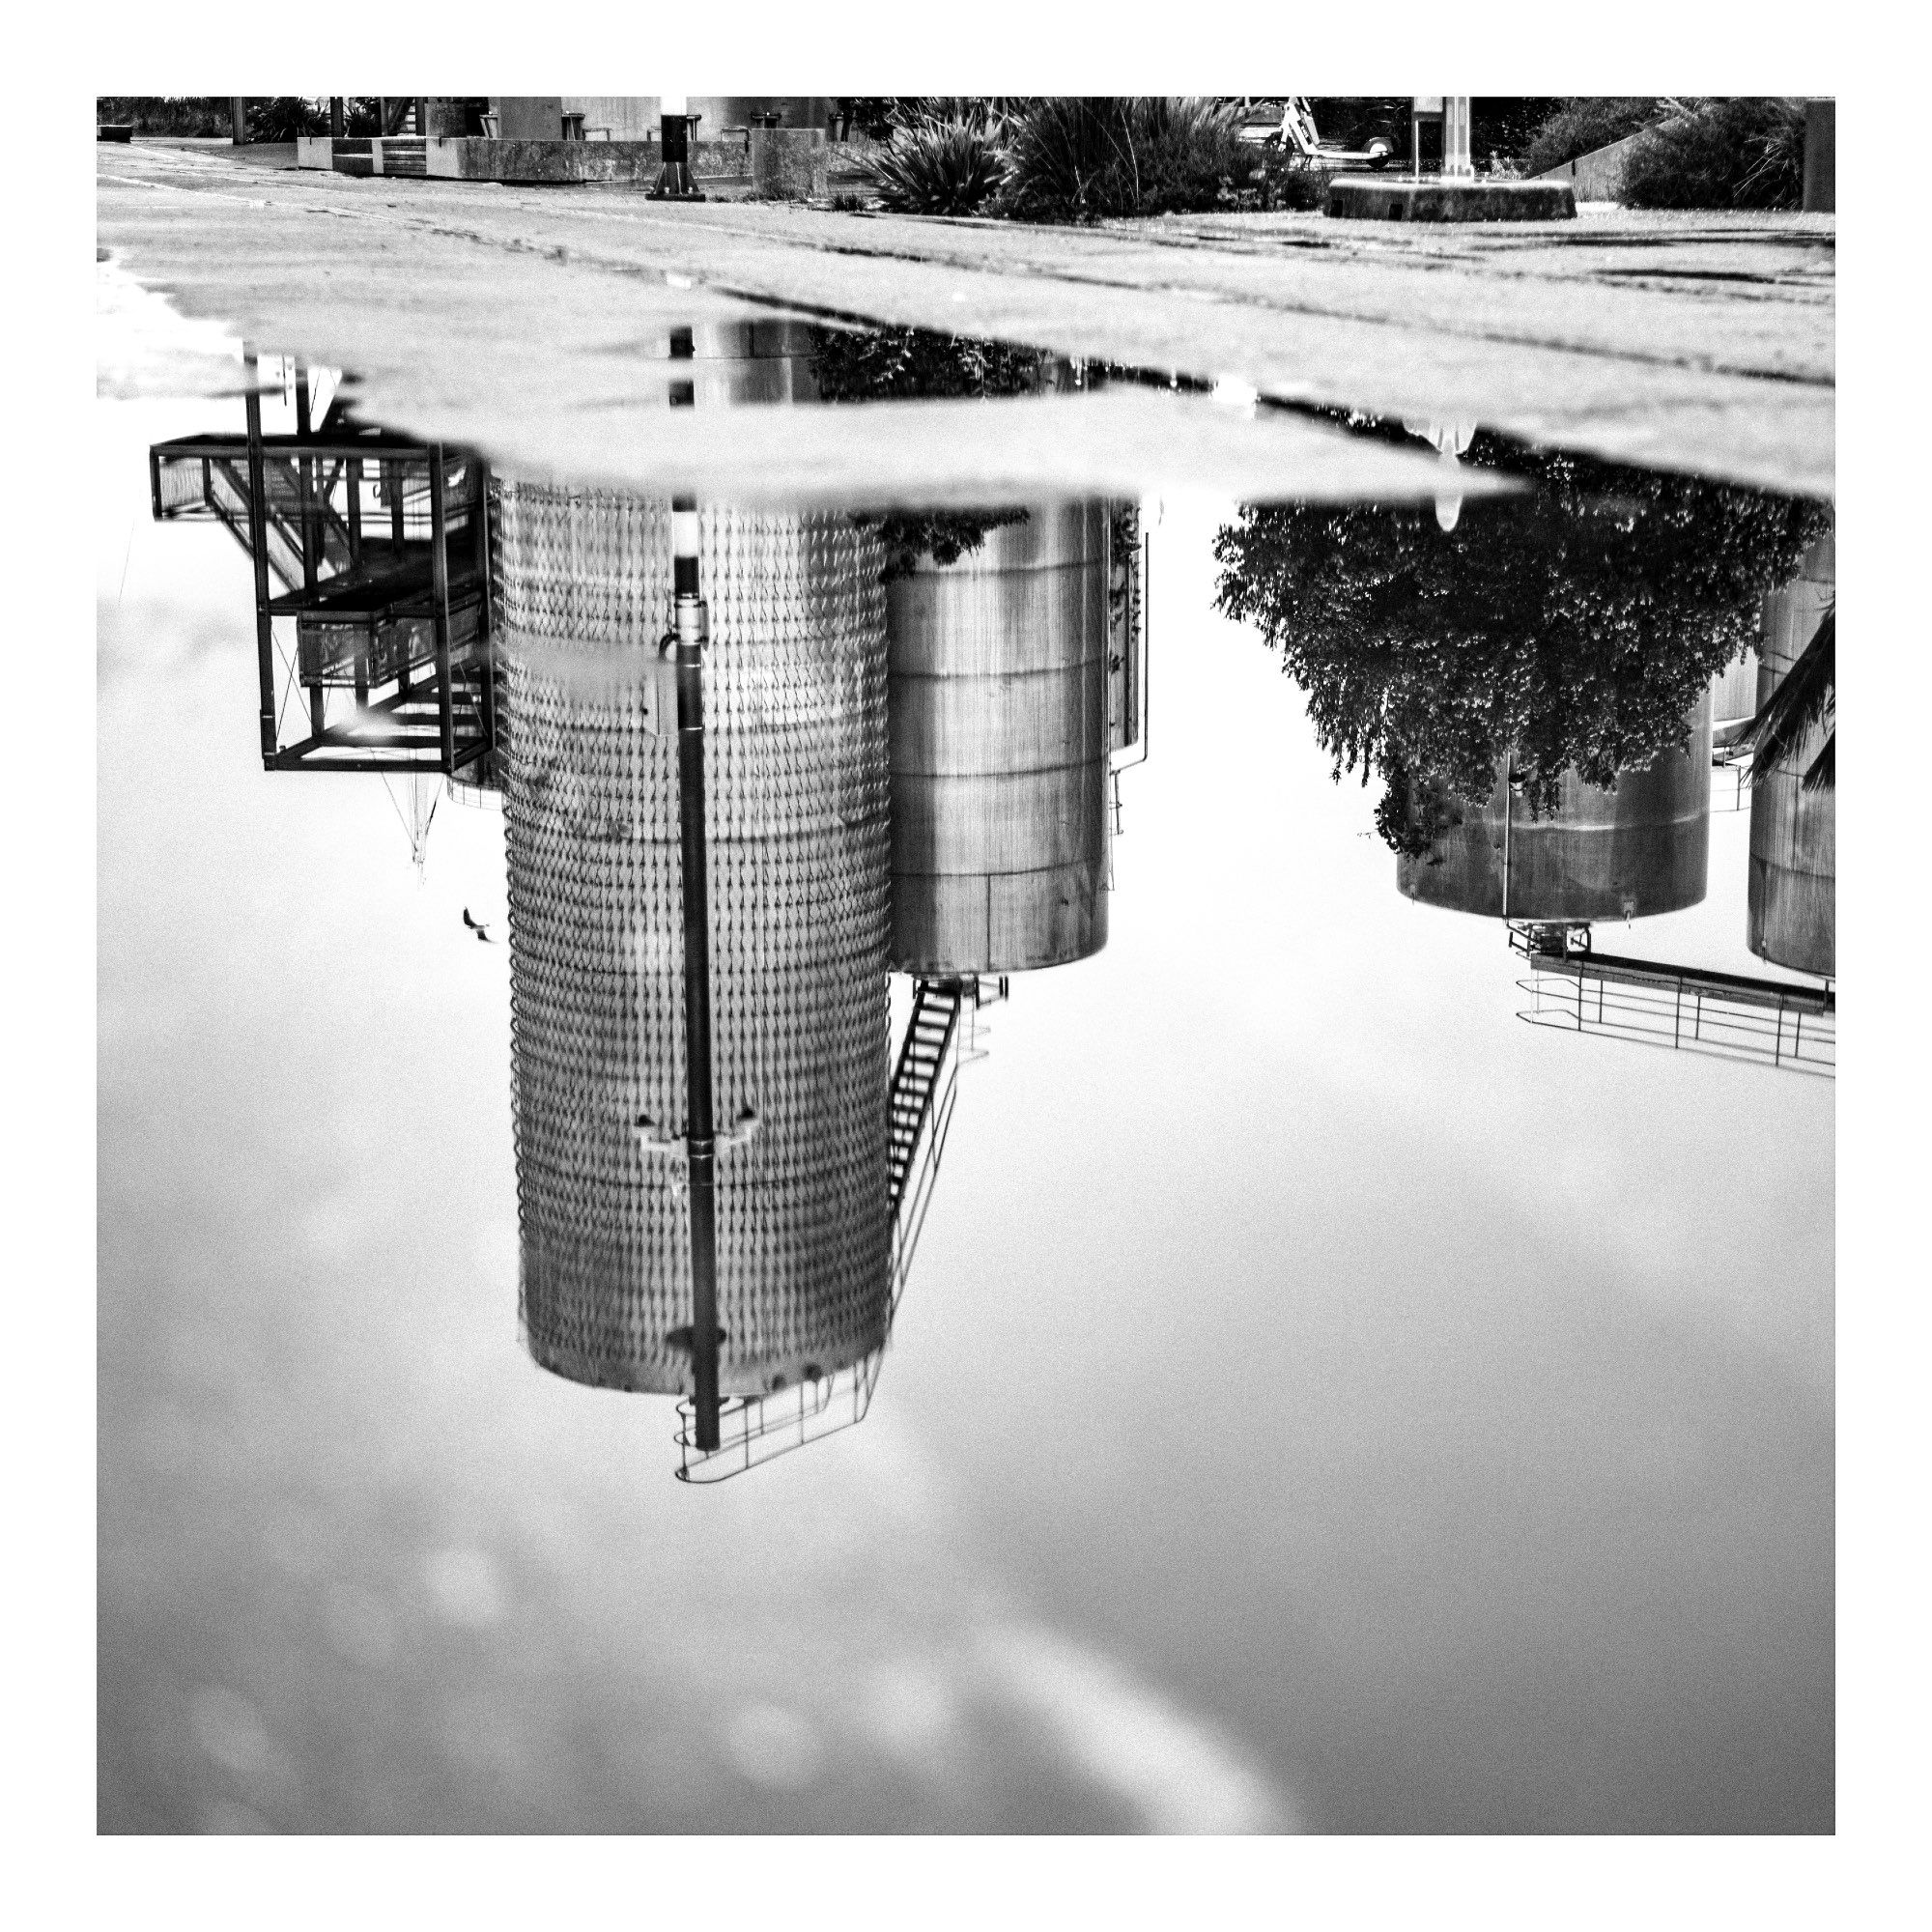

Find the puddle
[[99, 283, 1835, 1833]]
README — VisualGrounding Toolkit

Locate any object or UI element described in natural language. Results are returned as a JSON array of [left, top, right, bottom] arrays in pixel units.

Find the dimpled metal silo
[[493, 482, 893, 1396], [1749, 531, 1835, 978], [886, 501, 1112, 974], [1397, 691, 1713, 921]]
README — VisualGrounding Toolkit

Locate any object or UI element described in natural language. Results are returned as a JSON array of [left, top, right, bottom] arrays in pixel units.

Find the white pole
[[1443, 97, 1474, 181]]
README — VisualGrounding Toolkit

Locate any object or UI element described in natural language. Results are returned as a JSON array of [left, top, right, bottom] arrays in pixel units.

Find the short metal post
[[346, 456, 363, 570], [673, 496, 721, 1450], [475, 469, 497, 760]]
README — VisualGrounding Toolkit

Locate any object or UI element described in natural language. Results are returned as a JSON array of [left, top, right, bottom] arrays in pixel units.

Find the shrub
[[1470, 98, 1569, 164], [866, 115, 1009, 216], [96, 96, 231, 136], [1003, 97, 1249, 222], [867, 510, 1034, 582], [1243, 154, 1330, 213], [1520, 98, 1661, 178], [810, 325, 1049, 403], [1621, 97, 1807, 210], [246, 96, 327, 142]]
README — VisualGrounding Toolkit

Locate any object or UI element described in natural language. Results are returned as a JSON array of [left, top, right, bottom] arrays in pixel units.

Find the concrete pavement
[[97, 141, 1833, 497]]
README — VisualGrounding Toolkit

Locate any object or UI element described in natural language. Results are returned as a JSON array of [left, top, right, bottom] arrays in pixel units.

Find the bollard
[[1803, 99, 1834, 214]]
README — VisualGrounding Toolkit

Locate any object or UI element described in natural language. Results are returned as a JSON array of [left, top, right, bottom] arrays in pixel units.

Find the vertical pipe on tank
[[671, 497, 721, 1450]]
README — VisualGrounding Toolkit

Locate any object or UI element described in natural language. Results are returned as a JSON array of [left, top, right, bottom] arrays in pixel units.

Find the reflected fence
[[1510, 924, 1834, 1078]]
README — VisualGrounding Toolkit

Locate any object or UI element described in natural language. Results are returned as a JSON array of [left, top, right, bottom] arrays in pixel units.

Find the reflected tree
[[1212, 427, 1831, 852], [811, 326, 1046, 581]]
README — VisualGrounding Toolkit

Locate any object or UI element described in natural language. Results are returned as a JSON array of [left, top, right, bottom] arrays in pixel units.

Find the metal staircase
[[151, 425, 496, 778], [888, 980, 964, 1215], [675, 975, 1007, 1483]]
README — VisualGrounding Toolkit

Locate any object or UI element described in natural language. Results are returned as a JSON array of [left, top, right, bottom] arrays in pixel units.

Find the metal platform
[[1510, 924, 1833, 1077], [150, 374, 496, 778]]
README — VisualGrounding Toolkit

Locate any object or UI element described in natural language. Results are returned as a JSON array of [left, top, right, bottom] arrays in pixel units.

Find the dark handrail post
[[242, 363, 277, 761], [476, 467, 497, 759], [673, 496, 721, 1450], [429, 446, 455, 771]]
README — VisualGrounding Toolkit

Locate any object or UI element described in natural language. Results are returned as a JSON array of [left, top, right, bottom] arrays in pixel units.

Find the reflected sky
[[97, 292, 1833, 1834]]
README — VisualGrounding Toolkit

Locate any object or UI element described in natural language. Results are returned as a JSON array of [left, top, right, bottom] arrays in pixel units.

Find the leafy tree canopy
[[1212, 424, 1831, 847], [811, 326, 1045, 579]]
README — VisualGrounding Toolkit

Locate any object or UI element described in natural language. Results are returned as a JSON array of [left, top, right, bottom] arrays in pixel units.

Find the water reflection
[[1215, 423, 1835, 1072], [1749, 533, 1836, 979], [147, 337, 1149, 1479]]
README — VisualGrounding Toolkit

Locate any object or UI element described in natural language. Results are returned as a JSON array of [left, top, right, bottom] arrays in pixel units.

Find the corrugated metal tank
[[1748, 531, 1835, 977], [1397, 692, 1713, 920], [493, 482, 894, 1397], [886, 501, 1112, 974]]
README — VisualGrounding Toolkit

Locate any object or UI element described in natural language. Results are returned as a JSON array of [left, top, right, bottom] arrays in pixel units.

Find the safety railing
[[1511, 929, 1833, 1077]]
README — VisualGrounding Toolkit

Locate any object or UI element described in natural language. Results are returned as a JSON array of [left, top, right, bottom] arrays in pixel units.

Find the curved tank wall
[[677, 319, 819, 409], [1709, 646, 1760, 751], [1396, 692, 1713, 921], [493, 482, 894, 1399], [1749, 529, 1835, 978], [556, 97, 835, 141], [886, 501, 1112, 975]]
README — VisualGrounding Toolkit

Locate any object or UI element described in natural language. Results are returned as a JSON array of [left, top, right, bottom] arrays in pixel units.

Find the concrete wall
[[1531, 128, 1647, 203], [492, 97, 565, 143]]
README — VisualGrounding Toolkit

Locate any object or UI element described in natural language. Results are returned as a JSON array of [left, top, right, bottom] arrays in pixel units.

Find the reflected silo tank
[[493, 482, 894, 1397], [681, 319, 820, 408], [1397, 691, 1713, 920], [1748, 531, 1835, 978], [1709, 646, 1760, 752], [886, 500, 1112, 974]]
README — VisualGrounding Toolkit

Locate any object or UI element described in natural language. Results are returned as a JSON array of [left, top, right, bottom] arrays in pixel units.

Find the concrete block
[[750, 127, 829, 201], [1328, 177, 1576, 222], [296, 136, 332, 171]]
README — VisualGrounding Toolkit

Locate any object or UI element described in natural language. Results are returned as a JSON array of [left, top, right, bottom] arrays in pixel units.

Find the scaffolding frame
[[149, 412, 497, 778]]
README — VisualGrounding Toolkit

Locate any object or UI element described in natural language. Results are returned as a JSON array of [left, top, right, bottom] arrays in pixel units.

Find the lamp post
[[651, 94, 706, 201]]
